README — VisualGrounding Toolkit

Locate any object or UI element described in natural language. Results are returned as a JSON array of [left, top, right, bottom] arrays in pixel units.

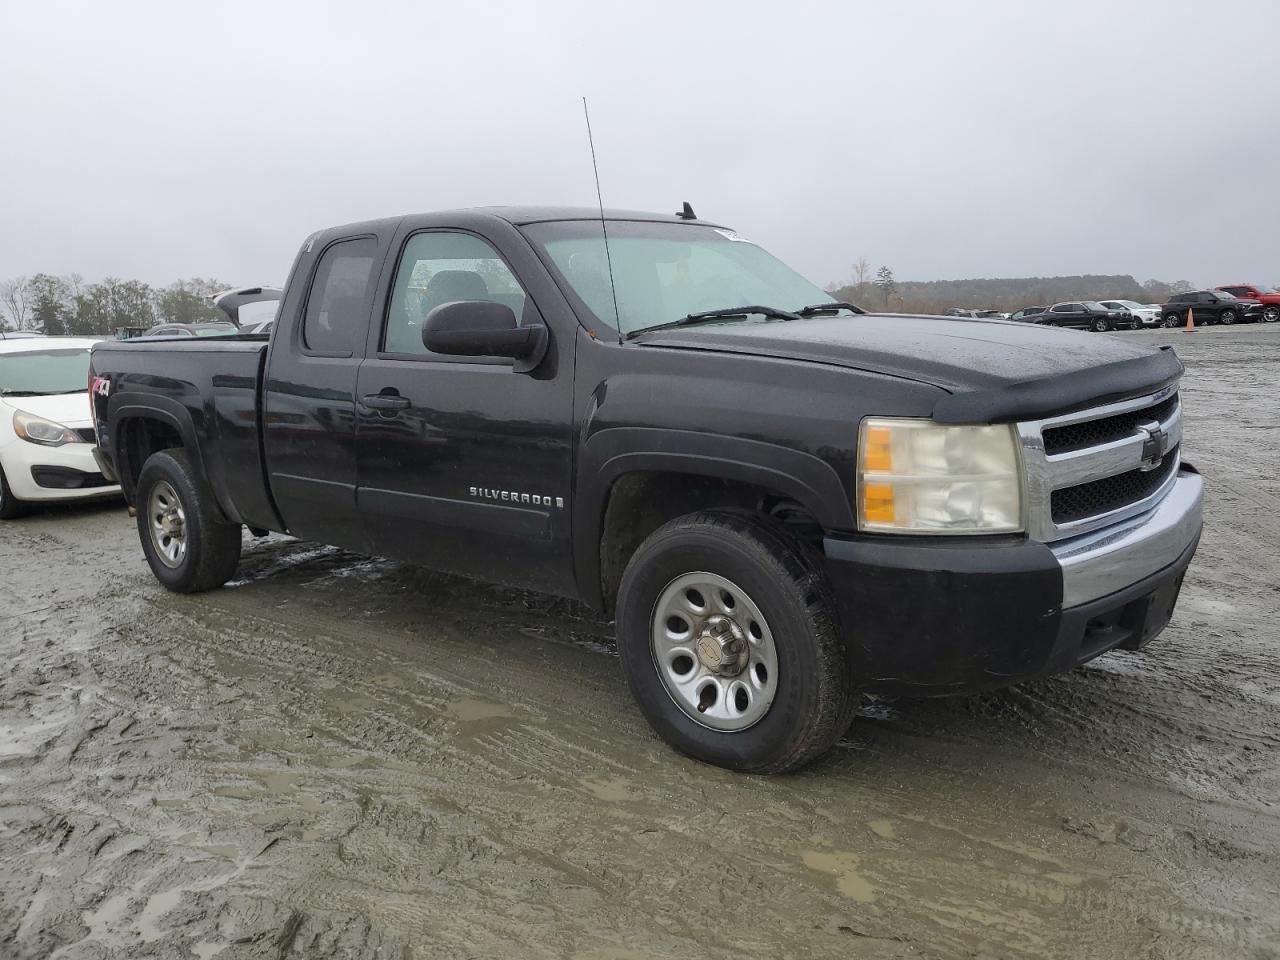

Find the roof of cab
[[311, 206, 727, 241]]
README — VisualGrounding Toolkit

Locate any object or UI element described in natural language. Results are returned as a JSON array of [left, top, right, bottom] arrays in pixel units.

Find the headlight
[[857, 417, 1023, 534], [13, 411, 79, 447]]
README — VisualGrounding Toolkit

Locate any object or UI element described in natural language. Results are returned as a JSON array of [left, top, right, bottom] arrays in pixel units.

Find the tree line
[[827, 258, 1206, 313], [0, 274, 229, 335]]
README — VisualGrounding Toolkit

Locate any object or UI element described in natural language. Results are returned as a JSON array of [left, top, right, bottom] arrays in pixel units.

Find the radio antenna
[[582, 97, 623, 345]]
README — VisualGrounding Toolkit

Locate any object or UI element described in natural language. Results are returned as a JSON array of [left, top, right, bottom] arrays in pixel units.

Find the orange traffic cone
[[1184, 307, 1196, 332]]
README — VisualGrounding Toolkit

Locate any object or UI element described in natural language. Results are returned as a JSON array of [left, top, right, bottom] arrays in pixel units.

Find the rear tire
[[136, 449, 241, 593], [1263, 305, 1280, 323], [615, 510, 854, 774], [0, 463, 27, 520]]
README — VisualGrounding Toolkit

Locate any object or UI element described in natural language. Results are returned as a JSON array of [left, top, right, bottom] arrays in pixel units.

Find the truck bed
[[90, 336, 280, 531]]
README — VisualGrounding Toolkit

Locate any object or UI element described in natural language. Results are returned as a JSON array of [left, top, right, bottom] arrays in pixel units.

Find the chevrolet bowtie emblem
[[1137, 420, 1167, 471]]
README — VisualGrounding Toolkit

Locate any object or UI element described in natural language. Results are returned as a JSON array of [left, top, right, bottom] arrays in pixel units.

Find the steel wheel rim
[[148, 480, 188, 568], [650, 571, 779, 732]]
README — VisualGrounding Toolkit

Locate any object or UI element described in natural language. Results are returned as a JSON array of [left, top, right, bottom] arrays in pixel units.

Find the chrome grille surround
[[1017, 384, 1182, 543]]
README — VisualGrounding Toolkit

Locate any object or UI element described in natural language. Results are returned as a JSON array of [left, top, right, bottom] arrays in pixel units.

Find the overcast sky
[[2, 0, 1277, 290]]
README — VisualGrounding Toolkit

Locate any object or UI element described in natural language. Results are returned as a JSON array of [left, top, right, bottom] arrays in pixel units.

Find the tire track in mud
[[3, 327, 1280, 959]]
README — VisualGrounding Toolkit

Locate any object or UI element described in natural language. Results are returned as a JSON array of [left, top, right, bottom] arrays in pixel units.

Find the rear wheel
[[136, 449, 241, 592], [1263, 305, 1280, 323], [615, 510, 854, 773], [0, 463, 27, 520]]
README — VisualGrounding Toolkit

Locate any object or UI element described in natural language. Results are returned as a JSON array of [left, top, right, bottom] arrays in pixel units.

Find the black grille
[[74, 428, 97, 444], [1051, 447, 1179, 524], [1043, 394, 1178, 456]]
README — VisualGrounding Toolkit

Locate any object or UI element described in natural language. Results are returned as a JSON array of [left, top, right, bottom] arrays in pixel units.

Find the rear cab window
[[303, 237, 378, 354]]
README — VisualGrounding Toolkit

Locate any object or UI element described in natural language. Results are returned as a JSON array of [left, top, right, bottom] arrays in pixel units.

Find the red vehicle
[[1216, 284, 1280, 323]]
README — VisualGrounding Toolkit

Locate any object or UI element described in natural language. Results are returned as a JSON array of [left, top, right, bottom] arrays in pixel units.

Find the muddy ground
[[2, 324, 1278, 960]]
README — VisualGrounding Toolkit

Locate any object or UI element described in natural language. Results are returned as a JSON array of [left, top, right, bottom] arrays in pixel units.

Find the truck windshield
[[522, 220, 831, 337], [0, 348, 90, 396]]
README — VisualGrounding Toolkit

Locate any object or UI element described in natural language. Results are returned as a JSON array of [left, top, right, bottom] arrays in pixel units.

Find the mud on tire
[[615, 510, 854, 773], [136, 449, 242, 593]]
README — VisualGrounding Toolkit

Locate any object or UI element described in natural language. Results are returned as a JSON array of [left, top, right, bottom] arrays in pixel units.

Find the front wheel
[[615, 511, 854, 773], [1219, 309, 1237, 326], [1263, 305, 1280, 323], [1091, 317, 1111, 332], [1164, 312, 1183, 328], [0, 463, 27, 520], [136, 449, 242, 592]]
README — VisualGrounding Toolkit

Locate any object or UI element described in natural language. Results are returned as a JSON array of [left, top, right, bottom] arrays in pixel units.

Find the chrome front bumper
[[1050, 467, 1203, 608]]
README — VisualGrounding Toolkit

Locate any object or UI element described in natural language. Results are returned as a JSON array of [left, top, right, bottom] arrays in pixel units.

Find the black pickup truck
[[89, 207, 1203, 773]]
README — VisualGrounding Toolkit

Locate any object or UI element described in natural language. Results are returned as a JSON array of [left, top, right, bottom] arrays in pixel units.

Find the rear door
[[263, 233, 387, 551], [353, 222, 576, 595]]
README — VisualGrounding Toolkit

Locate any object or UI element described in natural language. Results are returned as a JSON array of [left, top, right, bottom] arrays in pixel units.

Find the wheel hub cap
[[694, 615, 749, 676]]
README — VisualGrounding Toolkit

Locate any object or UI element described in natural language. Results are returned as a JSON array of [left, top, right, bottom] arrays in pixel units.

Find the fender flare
[[107, 394, 221, 515], [573, 426, 854, 608]]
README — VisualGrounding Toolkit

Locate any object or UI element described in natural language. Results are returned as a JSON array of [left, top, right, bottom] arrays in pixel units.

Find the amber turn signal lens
[[863, 425, 893, 473], [861, 482, 896, 524]]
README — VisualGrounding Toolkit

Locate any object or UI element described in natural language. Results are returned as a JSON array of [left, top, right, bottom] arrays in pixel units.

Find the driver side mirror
[[422, 300, 547, 368]]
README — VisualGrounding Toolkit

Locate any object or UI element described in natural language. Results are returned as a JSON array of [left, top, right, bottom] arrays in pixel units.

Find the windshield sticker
[[714, 229, 755, 244]]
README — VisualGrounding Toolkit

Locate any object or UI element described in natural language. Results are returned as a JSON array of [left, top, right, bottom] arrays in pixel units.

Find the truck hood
[[637, 314, 1184, 423], [0, 391, 94, 427]]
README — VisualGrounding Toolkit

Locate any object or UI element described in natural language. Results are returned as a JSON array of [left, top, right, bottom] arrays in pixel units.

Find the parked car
[[1008, 306, 1046, 322], [142, 321, 239, 338], [1099, 300, 1161, 328], [1215, 284, 1280, 323], [88, 205, 1202, 773], [0, 331, 45, 340], [0, 337, 121, 518], [944, 308, 1007, 319], [212, 285, 281, 332], [1038, 301, 1138, 332], [1161, 291, 1266, 327]]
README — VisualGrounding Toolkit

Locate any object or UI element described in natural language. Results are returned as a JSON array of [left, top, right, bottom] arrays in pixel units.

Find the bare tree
[[0, 276, 33, 331], [853, 257, 873, 293]]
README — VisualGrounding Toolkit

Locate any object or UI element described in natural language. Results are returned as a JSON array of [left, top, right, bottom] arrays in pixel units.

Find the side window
[[304, 237, 378, 354], [383, 231, 529, 357], [1198, 292, 1216, 304]]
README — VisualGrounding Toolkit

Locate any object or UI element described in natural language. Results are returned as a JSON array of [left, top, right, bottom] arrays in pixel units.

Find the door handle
[[361, 393, 411, 411]]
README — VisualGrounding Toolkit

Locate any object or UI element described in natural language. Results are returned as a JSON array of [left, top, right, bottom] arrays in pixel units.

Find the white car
[[0, 337, 121, 518], [1099, 300, 1160, 327]]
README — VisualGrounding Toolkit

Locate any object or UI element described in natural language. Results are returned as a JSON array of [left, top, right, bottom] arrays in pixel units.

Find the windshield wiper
[[794, 301, 866, 317], [626, 305, 800, 339], [0, 390, 54, 397]]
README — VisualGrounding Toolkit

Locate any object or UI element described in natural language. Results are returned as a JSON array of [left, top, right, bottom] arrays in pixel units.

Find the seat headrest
[[424, 271, 488, 310]]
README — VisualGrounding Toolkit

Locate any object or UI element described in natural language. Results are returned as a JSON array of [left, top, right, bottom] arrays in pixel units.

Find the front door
[[354, 227, 576, 595]]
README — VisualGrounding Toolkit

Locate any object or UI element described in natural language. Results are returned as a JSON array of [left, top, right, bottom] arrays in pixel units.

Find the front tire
[[615, 511, 854, 773], [1219, 309, 1237, 326], [1091, 317, 1111, 332], [0, 463, 27, 520], [1164, 312, 1183, 328], [1263, 305, 1280, 323], [136, 449, 242, 592]]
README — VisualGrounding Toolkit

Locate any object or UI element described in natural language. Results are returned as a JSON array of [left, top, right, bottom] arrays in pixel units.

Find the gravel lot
[[2, 324, 1278, 960]]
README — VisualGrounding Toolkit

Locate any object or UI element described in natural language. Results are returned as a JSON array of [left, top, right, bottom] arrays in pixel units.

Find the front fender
[[573, 425, 853, 608]]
